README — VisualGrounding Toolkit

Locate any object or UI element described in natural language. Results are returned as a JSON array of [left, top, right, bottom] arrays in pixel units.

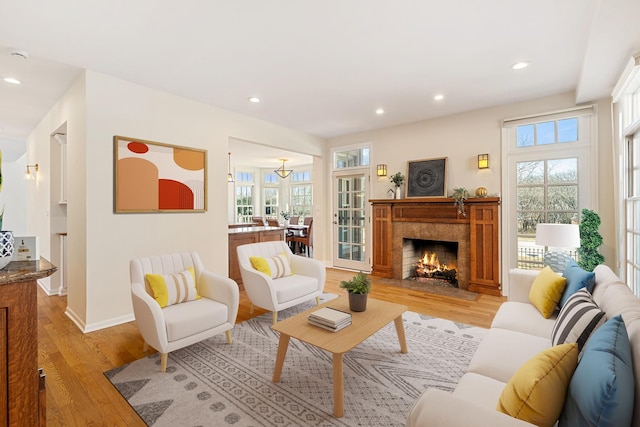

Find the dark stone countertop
[[0, 257, 58, 286]]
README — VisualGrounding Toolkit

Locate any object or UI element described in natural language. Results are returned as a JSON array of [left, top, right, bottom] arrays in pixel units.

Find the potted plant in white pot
[[339, 271, 372, 312], [390, 172, 405, 199]]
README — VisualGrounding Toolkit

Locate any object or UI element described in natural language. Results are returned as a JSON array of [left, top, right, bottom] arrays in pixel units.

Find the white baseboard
[[65, 306, 135, 333]]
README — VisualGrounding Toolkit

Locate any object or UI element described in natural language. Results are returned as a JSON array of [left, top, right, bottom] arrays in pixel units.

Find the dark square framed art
[[406, 157, 447, 197]]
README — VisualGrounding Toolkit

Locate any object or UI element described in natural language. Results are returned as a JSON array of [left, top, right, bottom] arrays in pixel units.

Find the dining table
[[286, 224, 309, 254]]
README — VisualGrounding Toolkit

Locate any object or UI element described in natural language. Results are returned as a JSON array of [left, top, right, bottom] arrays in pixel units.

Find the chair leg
[[316, 296, 321, 305], [160, 353, 168, 372], [249, 304, 255, 315], [225, 330, 232, 344], [272, 311, 278, 325]]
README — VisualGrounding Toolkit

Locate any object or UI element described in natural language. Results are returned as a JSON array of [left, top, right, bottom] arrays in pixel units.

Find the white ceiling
[[0, 0, 639, 164]]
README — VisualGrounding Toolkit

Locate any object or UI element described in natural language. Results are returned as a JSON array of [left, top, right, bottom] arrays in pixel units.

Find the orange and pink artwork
[[114, 136, 207, 213]]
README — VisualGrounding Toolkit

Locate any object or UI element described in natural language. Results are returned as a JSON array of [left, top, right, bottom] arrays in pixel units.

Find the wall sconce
[[377, 164, 387, 177], [226, 152, 234, 183], [274, 159, 293, 179], [25, 163, 39, 180], [477, 154, 489, 169]]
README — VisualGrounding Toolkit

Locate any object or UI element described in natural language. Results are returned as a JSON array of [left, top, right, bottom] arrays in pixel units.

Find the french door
[[332, 172, 370, 271]]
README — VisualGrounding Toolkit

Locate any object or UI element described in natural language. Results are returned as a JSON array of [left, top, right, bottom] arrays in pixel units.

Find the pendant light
[[227, 152, 234, 182], [274, 159, 293, 179]]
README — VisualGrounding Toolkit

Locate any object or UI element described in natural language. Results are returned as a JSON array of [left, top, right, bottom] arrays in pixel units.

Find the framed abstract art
[[406, 157, 447, 198], [114, 135, 207, 213]]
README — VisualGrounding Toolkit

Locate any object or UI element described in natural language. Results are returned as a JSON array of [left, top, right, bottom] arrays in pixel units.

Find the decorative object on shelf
[[114, 135, 207, 213], [475, 187, 488, 197], [0, 231, 14, 269], [376, 164, 387, 177], [13, 236, 39, 261], [227, 152, 234, 183], [387, 188, 395, 199], [407, 157, 447, 197], [25, 163, 39, 180], [390, 171, 405, 199], [339, 271, 372, 312], [577, 209, 604, 272], [452, 187, 469, 217], [535, 223, 581, 272], [280, 210, 291, 227], [274, 159, 293, 179], [477, 154, 489, 169]]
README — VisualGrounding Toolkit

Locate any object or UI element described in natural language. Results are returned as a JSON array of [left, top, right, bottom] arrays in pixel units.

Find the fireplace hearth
[[403, 239, 459, 286]]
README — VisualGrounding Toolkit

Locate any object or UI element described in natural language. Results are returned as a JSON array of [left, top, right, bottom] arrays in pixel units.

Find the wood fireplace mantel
[[370, 197, 501, 296]]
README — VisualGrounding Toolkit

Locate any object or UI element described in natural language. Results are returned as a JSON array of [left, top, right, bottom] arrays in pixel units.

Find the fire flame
[[416, 251, 455, 274]]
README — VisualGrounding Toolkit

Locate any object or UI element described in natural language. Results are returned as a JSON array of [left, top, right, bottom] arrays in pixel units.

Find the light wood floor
[[38, 268, 505, 426]]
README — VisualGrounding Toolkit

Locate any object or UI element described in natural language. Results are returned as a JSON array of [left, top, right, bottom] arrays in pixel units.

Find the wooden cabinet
[[228, 227, 284, 287], [370, 198, 501, 295], [0, 259, 57, 426]]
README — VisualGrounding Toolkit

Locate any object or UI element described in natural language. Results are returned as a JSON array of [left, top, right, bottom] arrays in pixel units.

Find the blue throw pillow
[[559, 260, 595, 308], [559, 315, 634, 427]]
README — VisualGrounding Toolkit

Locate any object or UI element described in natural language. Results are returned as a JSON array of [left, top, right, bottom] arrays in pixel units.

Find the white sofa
[[407, 264, 640, 426]]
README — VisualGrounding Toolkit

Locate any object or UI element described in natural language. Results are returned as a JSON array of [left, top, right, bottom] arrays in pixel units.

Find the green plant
[[577, 208, 604, 271], [390, 172, 405, 187], [339, 271, 372, 294], [451, 187, 469, 217], [280, 211, 291, 220]]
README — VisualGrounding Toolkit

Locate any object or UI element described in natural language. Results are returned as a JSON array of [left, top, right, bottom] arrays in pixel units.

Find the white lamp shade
[[535, 223, 580, 248]]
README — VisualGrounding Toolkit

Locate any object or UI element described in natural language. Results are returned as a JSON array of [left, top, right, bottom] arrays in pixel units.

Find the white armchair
[[130, 252, 239, 372], [236, 241, 326, 325]]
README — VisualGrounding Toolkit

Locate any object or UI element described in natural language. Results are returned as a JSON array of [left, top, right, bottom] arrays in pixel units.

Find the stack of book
[[308, 307, 352, 332]]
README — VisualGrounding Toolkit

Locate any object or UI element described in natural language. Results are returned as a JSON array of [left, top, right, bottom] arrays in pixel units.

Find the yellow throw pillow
[[497, 343, 578, 427], [529, 266, 567, 318], [145, 267, 200, 308], [250, 253, 292, 279]]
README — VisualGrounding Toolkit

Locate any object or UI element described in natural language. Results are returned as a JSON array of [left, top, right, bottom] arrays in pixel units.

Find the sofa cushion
[[551, 288, 606, 352], [250, 253, 292, 279], [559, 260, 595, 308], [467, 328, 551, 383], [453, 372, 506, 409], [145, 267, 200, 308], [560, 315, 635, 427], [491, 301, 557, 338], [497, 343, 578, 427], [163, 298, 229, 342], [529, 266, 567, 318]]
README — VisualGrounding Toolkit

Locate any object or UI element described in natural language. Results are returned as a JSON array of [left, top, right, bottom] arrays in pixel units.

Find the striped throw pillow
[[250, 253, 292, 279], [145, 267, 200, 308], [551, 288, 606, 352]]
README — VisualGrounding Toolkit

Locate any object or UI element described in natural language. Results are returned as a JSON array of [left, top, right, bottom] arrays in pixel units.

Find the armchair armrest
[[131, 282, 169, 353], [239, 265, 280, 311], [198, 270, 240, 325], [507, 268, 540, 303], [407, 389, 534, 427], [289, 255, 326, 293]]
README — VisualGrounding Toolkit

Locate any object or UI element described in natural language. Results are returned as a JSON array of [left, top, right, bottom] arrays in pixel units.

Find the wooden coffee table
[[272, 296, 408, 417]]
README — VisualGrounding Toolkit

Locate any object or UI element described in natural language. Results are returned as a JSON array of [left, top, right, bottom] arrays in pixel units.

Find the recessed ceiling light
[[3, 77, 21, 85], [511, 61, 531, 70], [434, 94, 444, 101], [9, 49, 29, 60], [375, 108, 384, 115], [248, 96, 261, 103]]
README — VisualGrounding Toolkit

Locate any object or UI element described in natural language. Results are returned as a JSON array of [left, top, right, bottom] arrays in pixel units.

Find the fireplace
[[403, 239, 459, 286], [370, 197, 500, 295]]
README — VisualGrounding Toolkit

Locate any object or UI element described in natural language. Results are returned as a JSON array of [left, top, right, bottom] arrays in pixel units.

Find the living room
[[1, 1, 640, 425]]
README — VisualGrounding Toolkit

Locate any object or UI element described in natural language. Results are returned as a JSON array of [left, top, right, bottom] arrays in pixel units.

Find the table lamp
[[535, 223, 580, 272]]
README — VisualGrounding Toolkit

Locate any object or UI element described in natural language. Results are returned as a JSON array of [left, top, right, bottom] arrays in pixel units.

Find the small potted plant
[[451, 187, 469, 217], [390, 172, 405, 199], [339, 271, 372, 312], [280, 210, 291, 226]]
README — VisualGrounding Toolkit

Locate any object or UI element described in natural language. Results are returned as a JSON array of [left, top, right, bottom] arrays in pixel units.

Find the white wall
[[28, 70, 326, 331], [1, 156, 28, 235], [326, 92, 615, 272]]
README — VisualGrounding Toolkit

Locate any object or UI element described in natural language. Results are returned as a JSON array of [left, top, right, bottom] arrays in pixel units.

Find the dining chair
[[289, 216, 300, 226], [252, 216, 266, 226], [303, 216, 313, 226], [267, 218, 280, 227], [292, 219, 313, 257]]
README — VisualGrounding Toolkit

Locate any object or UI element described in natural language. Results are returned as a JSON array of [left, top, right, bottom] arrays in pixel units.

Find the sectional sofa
[[407, 263, 640, 427]]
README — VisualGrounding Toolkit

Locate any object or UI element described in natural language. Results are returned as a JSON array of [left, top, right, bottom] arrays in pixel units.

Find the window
[[235, 171, 254, 222], [263, 188, 279, 219], [334, 147, 370, 169], [503, 107, 595, 274], [291, 185, 312, 217]]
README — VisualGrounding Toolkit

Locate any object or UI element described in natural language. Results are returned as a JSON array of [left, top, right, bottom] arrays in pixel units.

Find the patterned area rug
[[105, 294, 487, 426]]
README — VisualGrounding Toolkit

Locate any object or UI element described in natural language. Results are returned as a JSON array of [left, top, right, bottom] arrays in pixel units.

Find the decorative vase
[[0, 231, 14, 270], [284, 219, 290, 227], [395, 186, 402, 199], [476, 187, 488, 197], [348, 292, 368, 312]]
